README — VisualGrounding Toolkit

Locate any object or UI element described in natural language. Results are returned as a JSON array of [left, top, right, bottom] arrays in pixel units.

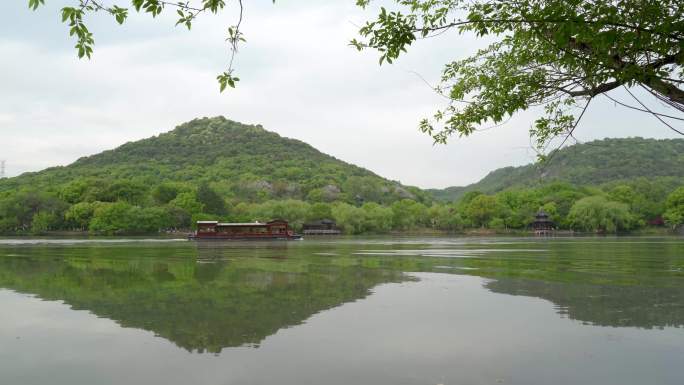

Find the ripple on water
[[353, 248, 546, 258], [0, 238, 188, 246]]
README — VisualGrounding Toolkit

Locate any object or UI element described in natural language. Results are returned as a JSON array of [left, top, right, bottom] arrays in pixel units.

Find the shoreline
[[0, 227, 679, 238]]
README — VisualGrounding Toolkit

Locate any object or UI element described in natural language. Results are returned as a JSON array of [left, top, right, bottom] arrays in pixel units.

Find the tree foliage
[[0, 118, 681, 235], [354, 0, 684, 150], [567, 196, 634, 232], [27, 0, 248, 91], [25, 0, 684, 142], [464, 194, 499, 227], [664, 187, 684, 229]]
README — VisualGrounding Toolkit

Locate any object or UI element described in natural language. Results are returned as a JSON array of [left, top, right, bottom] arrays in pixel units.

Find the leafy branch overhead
[[27, 0, 258, 91], [26, 0, 684, 151], [353, 0, 684, 153]]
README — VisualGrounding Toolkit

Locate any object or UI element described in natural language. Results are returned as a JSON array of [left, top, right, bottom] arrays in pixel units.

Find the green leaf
[[217, 72, 239, 92], [28, 0, 45, 11]]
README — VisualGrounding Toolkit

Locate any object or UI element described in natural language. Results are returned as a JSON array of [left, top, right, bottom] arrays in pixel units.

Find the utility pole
[[0, 160, 5, 179]]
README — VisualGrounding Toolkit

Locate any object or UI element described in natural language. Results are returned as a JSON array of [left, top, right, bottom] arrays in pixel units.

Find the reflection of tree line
[[485, 279, 684, 329], [0, 250, 404, 353], [0, 239, 682, 353], [450, 240, 684, 329]]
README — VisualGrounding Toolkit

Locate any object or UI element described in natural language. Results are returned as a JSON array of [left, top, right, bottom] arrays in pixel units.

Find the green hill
[[0, 116, 424, 204], [1, 121, 682, 234], [429, 137, 684, 201], [0, 116, 433, 234]]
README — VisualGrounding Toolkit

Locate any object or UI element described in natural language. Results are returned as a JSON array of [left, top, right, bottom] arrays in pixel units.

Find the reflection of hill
[[420, 240, 684, 329], [485, 278, 684, 329], [1, 239, 682, 348], [0, 254, 403, 353]]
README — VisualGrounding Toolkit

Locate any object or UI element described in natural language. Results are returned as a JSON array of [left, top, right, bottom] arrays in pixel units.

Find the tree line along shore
[[1, 178, 682, 235]]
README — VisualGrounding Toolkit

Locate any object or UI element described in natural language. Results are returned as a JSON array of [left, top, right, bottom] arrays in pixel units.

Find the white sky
[[0, 1, 681, 188]]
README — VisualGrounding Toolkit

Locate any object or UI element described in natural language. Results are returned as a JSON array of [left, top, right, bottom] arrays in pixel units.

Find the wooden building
[[302, 219, 341, 235], [532, 209, 554, 235]]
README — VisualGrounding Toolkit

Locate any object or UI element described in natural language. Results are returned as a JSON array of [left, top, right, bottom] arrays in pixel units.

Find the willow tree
[[352, 0, 684, 153]]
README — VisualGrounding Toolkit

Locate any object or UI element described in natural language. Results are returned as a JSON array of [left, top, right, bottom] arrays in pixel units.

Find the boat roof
[[197, 220, 288, 226], [217, 222, 266, 226]]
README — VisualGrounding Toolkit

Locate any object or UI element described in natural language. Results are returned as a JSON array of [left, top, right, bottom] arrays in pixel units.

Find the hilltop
[[429, 137, 684, 201], [0, 116, 425, 204]]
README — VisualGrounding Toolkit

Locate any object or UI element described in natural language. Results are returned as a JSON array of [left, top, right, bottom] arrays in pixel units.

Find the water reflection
[[0, 237, 682, 354], [487, 278, 684, 328], [0, 250, 404, 353]]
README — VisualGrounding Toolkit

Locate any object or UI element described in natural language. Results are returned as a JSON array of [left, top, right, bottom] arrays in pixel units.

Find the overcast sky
[[1, 1, 681, 188]]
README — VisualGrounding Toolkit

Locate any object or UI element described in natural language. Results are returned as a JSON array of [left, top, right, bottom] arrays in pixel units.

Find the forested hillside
[[0, 117, 424, 204], [1, 120, 682, 235], [430, 138, 684, 201]]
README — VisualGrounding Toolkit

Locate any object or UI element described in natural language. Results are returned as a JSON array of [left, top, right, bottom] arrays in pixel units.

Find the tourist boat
[[189, 219, 303, 240]]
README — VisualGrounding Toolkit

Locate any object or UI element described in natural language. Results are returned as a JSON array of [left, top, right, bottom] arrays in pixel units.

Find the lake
[[1, 236, 683, 385]]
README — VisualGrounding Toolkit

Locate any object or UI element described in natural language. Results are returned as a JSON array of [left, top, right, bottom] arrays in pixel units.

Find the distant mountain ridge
[[428, 137, 684, 201]]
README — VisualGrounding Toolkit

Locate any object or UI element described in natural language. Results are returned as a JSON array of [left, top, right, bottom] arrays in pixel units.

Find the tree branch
[[417, 18, 684, 40], [567, 81, 623, 97]]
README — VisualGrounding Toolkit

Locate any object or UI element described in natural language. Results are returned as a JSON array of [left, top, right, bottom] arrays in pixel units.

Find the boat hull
[[188, 234, 303, 241]]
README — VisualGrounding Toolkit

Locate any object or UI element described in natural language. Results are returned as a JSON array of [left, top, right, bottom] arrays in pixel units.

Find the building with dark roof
[[302, 219, 341, 235], [532, 209, 555, 235]]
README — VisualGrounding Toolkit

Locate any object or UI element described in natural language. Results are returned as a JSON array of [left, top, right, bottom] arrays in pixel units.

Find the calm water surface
[[0, 236, 683, 385]]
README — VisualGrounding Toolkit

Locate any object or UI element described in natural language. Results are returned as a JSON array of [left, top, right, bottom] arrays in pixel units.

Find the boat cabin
[[194, 219, 295, 239]]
